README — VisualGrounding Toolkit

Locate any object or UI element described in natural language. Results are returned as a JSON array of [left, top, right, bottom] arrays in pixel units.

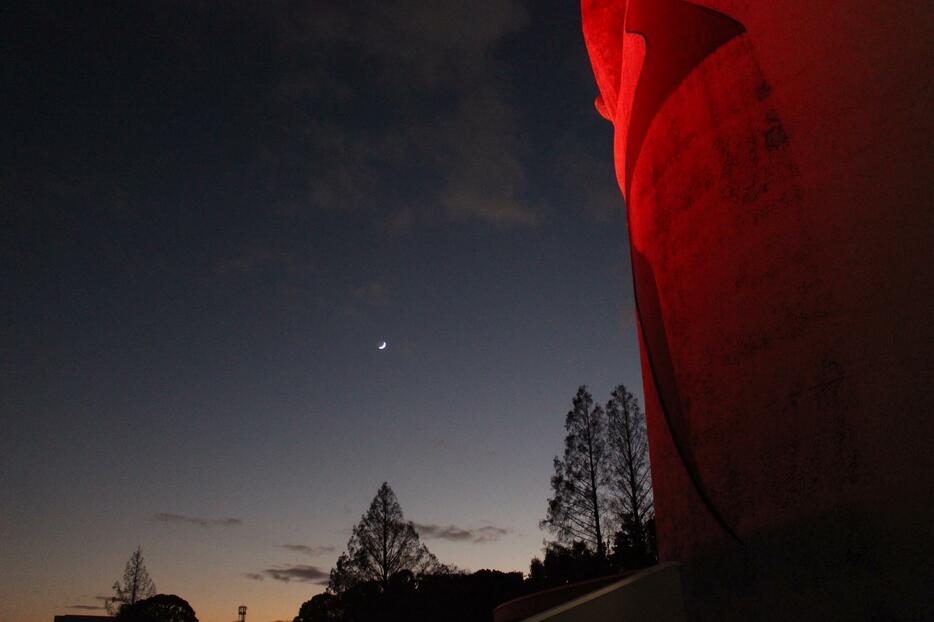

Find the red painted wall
[[582, 2, 933, 618]]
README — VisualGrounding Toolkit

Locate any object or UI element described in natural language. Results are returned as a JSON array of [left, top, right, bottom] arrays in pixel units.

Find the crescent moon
[[378, 341, 387, 350]]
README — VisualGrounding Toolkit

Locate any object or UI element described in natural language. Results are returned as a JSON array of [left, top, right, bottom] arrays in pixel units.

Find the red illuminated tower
[[582, 1, 933, 619]]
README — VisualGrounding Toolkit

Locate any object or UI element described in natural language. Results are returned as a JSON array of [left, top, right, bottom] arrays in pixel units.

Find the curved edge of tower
[[581, 1, 934, 619]]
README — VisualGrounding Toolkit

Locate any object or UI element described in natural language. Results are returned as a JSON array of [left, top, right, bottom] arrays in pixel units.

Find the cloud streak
[[413, 522, 512, 543], [153, 512, 242, 528], [212, 238, 311, 277], [246, 564, 330, 585], [281, 544, 336, 557], [67, 596, 112, 611], [350, 280, 391, 307]]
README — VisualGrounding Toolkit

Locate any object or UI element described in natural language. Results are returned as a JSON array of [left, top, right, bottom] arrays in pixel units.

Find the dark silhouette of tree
[[327, 482, 437, 593], [527, 541, 611, 589], [645, 516, 657, 561], [115, 594, 197, 622], [296, 568, 526, 622], [412, 569, 525, 622], [606, 384, 655, 568], [609, 516, 658, 570], [295, 592, 344, 622], [107, 547, 156, 614], [541, 386, 610, 557]]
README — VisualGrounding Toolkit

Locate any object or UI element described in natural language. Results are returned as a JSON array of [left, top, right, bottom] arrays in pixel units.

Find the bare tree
[[606, 384, 654, 566], [541, 386, 610, 557], [106, 546, 156, 614], [328, 482, 437, 592]]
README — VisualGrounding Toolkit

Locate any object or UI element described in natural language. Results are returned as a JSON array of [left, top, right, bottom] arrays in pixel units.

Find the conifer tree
[[606, 384, 654, 566], [328, 483, 437, 592], [541, 386, 610, 557], [106, 547, 156, 614]]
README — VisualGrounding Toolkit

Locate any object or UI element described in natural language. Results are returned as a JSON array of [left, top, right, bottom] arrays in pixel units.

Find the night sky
[[0, 3, 642, 621]]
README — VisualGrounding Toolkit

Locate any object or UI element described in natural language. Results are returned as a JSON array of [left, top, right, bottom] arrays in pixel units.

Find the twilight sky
[[0, 2, 643, 621]]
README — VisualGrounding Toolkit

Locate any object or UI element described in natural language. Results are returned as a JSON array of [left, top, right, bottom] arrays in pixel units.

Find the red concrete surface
[[582, 1, 933, 619]]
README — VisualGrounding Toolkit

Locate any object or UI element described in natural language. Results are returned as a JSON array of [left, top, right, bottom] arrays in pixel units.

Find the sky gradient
[[0, 2, 643, 621]]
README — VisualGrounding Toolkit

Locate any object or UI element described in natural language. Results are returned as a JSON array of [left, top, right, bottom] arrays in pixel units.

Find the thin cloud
[[246, 564, 330, 585], [212, 238, 313, 277], [260, 1, 536, 230], [553, 141, 624, 224], [281, 544, 336, 557], [67, 596, 112, 611], [413, 522, 512, 543], [349, 280, 391, 307], [153, 512, 242, 528]]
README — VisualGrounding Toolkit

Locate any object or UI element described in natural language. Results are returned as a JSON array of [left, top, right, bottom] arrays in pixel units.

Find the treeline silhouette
[[296, 384, 656, 622], [296, 537, 658, 622], [114, 594, 198, 622], [297, 568, 526, 622], [101, 385, 655, 622]]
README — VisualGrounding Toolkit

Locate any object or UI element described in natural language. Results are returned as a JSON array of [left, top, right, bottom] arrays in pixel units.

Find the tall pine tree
[[606, 384, 655, 567], [328, 482, 437, 592], [106, 547, 156, 614], [541, 386, 610, 557]]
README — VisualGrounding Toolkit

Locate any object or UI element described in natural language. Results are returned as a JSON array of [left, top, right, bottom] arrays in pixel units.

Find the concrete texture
[[582, 2, 934, 620], [515, 563, 686, 622], [493, 575, 627, 622]]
